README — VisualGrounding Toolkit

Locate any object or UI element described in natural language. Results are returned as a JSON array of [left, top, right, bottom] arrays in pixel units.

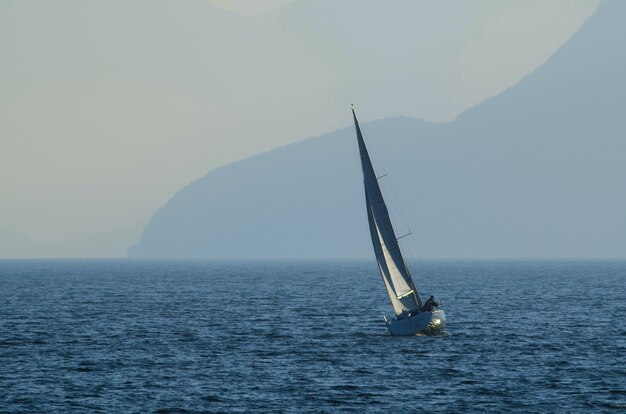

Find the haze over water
[[2, 260, 624, 412]]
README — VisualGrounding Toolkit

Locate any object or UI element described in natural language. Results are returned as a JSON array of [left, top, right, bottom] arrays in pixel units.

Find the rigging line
[[366, 136, 415, 241], [362, 130, 410, 226], [357, 113, 425, 282], [405, 215, 427, 291], [371, 153, 426, 279], [381, 183, 425, 283], [364, 131, 414, 241], [359, 118, 430, 289], [380, 186, 411, 234], [380, 176, 414, 236], [365, 129, 425, 279], [396, 231, 412, 241]]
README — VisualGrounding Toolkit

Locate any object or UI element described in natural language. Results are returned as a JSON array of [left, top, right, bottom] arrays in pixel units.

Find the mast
[[352, 107, 423, 315]]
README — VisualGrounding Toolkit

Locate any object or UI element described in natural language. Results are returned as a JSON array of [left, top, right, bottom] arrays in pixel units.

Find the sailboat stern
[[428, 309, 446, 335], [385, 309, 446, 336]]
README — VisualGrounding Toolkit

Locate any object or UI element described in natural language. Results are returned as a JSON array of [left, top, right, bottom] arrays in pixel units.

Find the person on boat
[[423, 295, 438, 312]]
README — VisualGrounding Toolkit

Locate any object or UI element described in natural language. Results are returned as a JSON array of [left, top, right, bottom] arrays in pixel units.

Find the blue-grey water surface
[[1, 260, 625, 413]]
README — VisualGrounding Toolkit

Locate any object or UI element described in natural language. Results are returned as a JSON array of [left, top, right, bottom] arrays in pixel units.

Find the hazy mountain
[[0, 0, 601, 258], [128, 0, 625, 259], [0, 0, 330, 256], [130, 0, 625, 259], [129, 0, 625, 259]]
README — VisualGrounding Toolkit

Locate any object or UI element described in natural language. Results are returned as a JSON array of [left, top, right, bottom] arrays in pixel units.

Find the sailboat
[[352, 107, 446, 336]]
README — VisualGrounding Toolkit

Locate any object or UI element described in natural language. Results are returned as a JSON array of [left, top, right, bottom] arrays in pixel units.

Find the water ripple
[[0, 259, 624, 412]]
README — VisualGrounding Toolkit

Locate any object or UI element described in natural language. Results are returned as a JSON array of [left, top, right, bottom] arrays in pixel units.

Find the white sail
[[353, 108, 422, 315]]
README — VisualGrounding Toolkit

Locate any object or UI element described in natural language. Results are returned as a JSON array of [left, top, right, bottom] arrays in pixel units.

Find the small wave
[[327, 398, 350, 406], [601, 402, 626, 409], [201, 395, 221, 402], [331, 384, 359, 391]]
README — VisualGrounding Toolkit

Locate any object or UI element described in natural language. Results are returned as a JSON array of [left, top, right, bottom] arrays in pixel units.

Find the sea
[[1, 259, 624, 413]]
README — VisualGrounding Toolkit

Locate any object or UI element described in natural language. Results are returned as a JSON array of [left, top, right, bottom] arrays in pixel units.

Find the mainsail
[[352, 108, 423, 315]]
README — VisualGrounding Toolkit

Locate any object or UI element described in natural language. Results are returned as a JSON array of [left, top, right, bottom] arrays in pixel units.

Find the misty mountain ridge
[[128, 0, 625, 259], [1, 0, 599, 257]]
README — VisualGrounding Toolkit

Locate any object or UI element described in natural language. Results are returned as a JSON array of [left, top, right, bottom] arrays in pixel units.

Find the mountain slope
[[0, 0, 330, 256], [129, 0, 626, 259]]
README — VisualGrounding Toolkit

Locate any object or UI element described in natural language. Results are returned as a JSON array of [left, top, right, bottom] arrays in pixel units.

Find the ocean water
[[1, 260, 624, 413]]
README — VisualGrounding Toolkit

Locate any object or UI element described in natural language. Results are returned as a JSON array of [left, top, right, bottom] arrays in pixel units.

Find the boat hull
[[386, 309, 446, 336]]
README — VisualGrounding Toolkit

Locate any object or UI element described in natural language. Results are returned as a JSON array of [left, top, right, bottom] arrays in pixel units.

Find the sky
[[206, 0, 295, 15], [0, 0, 599, 258]]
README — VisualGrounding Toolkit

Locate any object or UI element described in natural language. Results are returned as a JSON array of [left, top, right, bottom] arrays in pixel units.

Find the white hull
[[385, 309, 446, 336]]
